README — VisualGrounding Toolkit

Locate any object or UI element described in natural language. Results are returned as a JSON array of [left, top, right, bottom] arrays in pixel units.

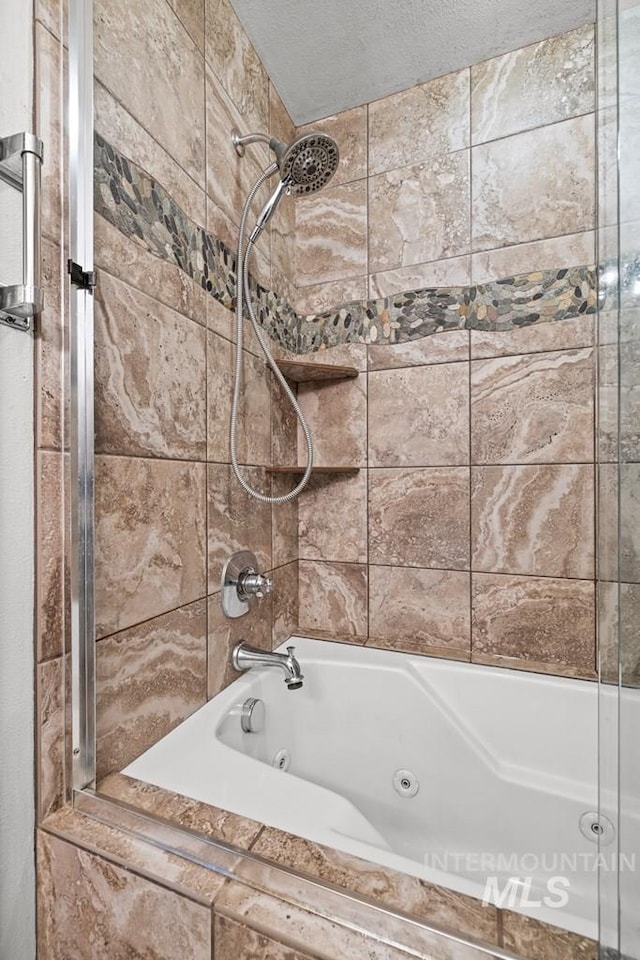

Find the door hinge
[[68, 259, 97, 291]]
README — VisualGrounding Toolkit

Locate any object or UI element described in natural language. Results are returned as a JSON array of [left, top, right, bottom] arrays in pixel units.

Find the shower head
[[232, 127, 340, 195], [232, 128, 340, 243], [270, 132, 340, 195]]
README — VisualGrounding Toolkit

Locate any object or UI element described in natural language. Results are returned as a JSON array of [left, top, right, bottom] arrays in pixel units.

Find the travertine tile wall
[[89, 0, 301, 782], [294, 26, 595, 306], [31, 2, 604, 843], [294, 25, 599, 679], [34, 0, 316, 952], [34, 0, 300, 809], [38, 831, 215, 959], [34, 0, 70, 830]]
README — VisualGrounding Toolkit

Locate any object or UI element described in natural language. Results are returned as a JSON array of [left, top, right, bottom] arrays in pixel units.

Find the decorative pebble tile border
[[95, 134, 597, 355], [298, 267, 597, 352], [94, 133, 300, 352]]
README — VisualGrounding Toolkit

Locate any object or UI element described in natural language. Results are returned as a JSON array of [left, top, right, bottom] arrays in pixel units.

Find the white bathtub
[[125, 637, 617, 941]]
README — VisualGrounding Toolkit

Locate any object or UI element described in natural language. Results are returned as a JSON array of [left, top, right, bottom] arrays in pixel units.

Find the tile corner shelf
[[267, 465, 361, 476], [275, 359, 359, 383], [271, 360, 359, 482]]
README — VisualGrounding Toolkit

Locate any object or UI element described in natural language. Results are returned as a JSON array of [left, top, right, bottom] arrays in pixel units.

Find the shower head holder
[[231, 128, 273, 157]]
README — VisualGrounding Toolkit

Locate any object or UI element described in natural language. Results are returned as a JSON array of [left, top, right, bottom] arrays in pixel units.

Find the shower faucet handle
[[238, 570, 273, 600]]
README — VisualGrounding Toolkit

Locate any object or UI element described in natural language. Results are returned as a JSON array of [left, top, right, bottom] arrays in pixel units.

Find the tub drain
[[273, 749, 291, 771], [393, 769, 419, 798], [579, 811, 615, 846]]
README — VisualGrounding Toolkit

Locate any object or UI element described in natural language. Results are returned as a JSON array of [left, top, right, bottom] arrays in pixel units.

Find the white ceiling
[[229, 0, 595, 125]]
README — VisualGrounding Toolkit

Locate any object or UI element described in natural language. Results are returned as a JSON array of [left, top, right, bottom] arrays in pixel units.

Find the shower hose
[[230, 162, 314, 504]]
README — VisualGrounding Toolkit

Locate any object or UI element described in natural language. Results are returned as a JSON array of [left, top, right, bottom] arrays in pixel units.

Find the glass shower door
[[616, 1, 640, 949], [65, 0, 638, 954], [597, 0, 640, 956]]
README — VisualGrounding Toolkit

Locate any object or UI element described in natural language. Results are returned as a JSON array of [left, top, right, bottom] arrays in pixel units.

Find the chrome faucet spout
[[232, 642, 304, 690]]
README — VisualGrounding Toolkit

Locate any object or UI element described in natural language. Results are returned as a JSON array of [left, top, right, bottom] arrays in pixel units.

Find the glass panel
[[617, 2, 640, 955], [69, 0, 640, 955], [596, 0, 621, 950], [597, 0, 640, 956]]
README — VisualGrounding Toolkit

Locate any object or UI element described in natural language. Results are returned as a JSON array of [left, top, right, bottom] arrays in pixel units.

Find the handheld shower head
[[231, 129, 340, 504], [270, 132, 340, 195], [232, 127, 340, 195], [238, 130, 340, 242]]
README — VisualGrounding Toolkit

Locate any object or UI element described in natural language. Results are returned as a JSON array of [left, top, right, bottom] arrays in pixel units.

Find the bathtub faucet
[[232, 642, 304, 690]]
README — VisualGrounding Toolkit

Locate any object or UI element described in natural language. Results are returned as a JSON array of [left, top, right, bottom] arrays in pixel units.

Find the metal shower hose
[[229, 162, 314, 503]]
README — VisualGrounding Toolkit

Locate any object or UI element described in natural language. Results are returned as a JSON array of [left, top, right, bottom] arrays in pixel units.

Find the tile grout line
[[366, 110, 595, 187], [94, 76, 208, 215], [293, 556, 599, 583], [368, 459, 599, 469], [471, 107, 596, 153], [95, 594, 210, 646], [95, 449, 274, 468]]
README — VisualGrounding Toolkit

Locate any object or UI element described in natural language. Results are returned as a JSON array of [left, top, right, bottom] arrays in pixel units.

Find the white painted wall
[[0, 0, 36, 955]]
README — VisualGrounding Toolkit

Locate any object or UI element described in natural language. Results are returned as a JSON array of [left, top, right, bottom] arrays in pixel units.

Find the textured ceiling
[[229, 0, 595, 124]]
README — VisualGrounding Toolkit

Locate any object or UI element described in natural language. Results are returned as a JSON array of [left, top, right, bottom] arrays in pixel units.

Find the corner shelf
[[267, 465, 360, 476], [271, 361, 360, 482], [275, 359, 359, 383]]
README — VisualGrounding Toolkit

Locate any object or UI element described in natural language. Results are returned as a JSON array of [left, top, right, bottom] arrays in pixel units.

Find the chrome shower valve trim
[[221, 549, 272, 619]]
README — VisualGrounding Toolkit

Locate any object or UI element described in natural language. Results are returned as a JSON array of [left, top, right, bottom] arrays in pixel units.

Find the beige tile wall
[[294, 25, 598, 679], [293, 24, 595, 305], [90, 0, 303, 781], [34, 20, 600, 786], [38, 831, 214, 959], [34, 0, 70, 831], [34, 0, 301, 814], [34, 0, 603, 816]]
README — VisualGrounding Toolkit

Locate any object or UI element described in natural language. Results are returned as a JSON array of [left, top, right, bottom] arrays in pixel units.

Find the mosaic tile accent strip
[[297, 268, 596, 352], [94, 133, 299, 353], [95, 134, 597, 356]]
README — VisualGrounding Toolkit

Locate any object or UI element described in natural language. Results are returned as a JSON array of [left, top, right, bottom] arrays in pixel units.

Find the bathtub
[[125, 636, 620, 942]]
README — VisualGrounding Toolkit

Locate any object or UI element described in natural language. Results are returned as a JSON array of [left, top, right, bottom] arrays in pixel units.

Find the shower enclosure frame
[[66, 4, 522, 956], [69, 0, 96, 794], [65, 0, 630, 955]]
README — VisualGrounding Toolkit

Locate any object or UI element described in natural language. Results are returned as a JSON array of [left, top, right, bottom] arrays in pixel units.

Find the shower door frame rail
[[64, 2, 595, 958], [69, 0, 96, 792]]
